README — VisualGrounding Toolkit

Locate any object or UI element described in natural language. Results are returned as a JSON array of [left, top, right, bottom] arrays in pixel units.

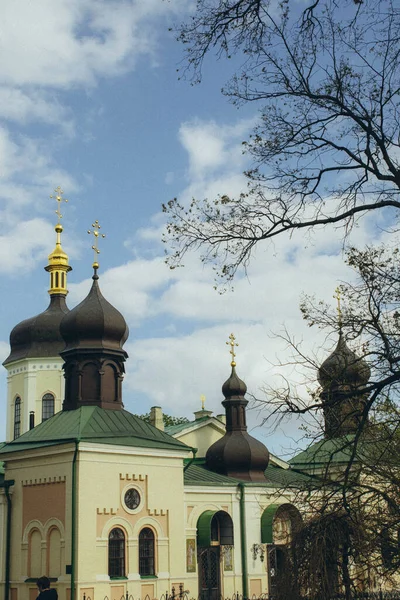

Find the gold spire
[[87, 220, 106, 269], [45, 187, 71, 295], [226, 333, 238, 367], [334, 286, 343, 331], [200, 394, 206, 410]]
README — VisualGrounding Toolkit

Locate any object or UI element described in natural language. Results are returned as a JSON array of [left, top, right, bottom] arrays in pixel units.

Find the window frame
[[14, 396, 21, 439], [42, 392, 55, 422], [108, 527, 126, 578], [139, 527, 156, 577]]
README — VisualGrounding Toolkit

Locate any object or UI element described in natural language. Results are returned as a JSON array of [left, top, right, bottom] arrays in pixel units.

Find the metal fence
[[89, 591, 400, 600]]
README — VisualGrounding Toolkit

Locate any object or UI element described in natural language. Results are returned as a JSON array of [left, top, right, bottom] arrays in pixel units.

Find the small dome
[[222, 367, 247, 397], [3, 295, 69, 365], [206, 365, 269, 482], [318, 334, 370, 388], [60, 272, 129, 352]]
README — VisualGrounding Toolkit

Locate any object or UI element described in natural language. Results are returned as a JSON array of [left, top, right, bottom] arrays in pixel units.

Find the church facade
[[0, 207, 305, 600]]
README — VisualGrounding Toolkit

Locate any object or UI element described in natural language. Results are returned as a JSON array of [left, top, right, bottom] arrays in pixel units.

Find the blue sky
[[0, 0, 388, 454]]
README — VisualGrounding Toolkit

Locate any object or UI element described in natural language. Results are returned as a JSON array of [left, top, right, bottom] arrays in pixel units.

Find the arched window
[[42, 393, 55, 422], [139, 527, 155, 576], [109, 528, 125, 578], [48, 527, 61, 577], [14, 397, 21, 439], [28, 528, 42, 577]]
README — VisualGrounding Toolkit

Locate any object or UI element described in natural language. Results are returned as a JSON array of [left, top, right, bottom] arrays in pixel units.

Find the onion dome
[[222, 366, 247, 397], [206, 335, 269, 482], [60, 267, 129, 411], [60, 270, 128, 352], [318, 333, 370, 388], [3, 295, 69, 365], [3, 212, 71, 366], [319, 333, 371, 438]]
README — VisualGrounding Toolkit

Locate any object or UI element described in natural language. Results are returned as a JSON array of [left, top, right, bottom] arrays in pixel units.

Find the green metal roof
[[184, 459, 312, 488], [0, 407, 192, 456], [165, 416, 221, 436], [289, 435, 357, 468]]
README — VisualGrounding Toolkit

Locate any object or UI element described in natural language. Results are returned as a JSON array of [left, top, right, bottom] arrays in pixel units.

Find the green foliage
[[134, 412, 190, 427]]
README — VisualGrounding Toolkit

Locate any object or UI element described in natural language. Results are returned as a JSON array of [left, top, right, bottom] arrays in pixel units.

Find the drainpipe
[[183, 448, 197, 472], [238, 483, 248, 600], [4, 479, 15, 600], [71, 441, 79, 600]]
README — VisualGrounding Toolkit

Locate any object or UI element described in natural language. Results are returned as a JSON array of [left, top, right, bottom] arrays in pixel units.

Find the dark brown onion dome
[[3, 295, 69, 365], [60, 271, 129, 352], [60, 269, 129, 411], [206, 366, 269, 482], [318, 333, 370, 388], [222, 367, 247, 397]]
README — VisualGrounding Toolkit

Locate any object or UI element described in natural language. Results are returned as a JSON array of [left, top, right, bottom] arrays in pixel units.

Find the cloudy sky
[[0, 0, 389, 455]]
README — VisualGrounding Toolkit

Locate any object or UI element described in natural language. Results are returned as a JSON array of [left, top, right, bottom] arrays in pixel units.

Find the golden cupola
[[45, 187, 71, 296]]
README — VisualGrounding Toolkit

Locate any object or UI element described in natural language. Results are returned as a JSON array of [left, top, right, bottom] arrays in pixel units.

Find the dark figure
[[36, 577, 58, 600]]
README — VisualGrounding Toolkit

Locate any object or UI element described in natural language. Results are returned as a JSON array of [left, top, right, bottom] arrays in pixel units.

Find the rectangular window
[[14, 398, 21, 439]]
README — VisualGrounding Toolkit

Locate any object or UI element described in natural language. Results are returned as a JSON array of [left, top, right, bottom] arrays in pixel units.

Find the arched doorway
[[261, 504, 302, 597], [197, 510, 234, 600]]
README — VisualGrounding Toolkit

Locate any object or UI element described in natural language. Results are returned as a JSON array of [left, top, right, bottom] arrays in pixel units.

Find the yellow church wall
[[175, 426, 224, 459], [0, 488, 7, 600], [183, 487, 297, 598], [2, 444, 75, 600], [74, 443, 189, 600], [184, 487, 243, 597], [6, 359, 64, 441]]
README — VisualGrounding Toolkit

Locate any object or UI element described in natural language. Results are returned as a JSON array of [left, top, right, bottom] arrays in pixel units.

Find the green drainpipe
[[4, 480, 15, 600], [238, 482, 248, 600], [183, 448, 197, 472], [71, 441, 79, 600]]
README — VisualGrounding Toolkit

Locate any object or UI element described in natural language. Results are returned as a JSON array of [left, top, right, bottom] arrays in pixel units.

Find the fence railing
[[82, 590, 400, 600]]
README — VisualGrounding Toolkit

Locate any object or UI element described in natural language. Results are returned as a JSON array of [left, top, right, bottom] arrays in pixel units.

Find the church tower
[[206, 334, 270, 482], [318, 333, 371, 438], [3, 187, 71, 441], [318, 289, 371, 438]]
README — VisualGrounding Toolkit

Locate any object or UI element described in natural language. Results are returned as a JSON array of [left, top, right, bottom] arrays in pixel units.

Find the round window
[[124, 488, 141, 510]]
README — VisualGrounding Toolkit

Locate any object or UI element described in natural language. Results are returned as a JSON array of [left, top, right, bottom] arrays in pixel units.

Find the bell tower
[[3, 187, 71, 440]]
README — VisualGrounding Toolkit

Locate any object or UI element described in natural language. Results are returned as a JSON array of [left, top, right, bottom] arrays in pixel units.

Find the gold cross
[[87, 220, 106, 267], [334, 286, 343, 330], [50, 186, 68, 224], [200, 395, 206, 410], [226, 333, 238, 367]]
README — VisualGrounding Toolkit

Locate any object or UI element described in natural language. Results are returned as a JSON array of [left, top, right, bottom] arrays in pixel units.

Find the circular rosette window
[[122, 486, 142, 513]]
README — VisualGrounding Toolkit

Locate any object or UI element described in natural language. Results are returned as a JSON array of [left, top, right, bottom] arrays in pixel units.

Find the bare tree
[[164, 0, 400, 284], [261, 244, 400, 598]]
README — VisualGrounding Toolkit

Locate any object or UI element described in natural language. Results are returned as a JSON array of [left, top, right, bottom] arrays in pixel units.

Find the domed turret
[[3, 296, 69, 365], [4, 192, 71, 365], [318, 334, 370, 388], [60, 270, 128, 352], [206, 335, 269, 482], [319, 333, 370, 438], [3, 188, 72, 441], [61, 223, 129, 412]]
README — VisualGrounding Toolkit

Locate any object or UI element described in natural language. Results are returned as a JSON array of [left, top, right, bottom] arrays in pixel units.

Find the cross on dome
[[50, 186, 68, 225], [88, 220, 106, 269], [226, 333, 238, 367]]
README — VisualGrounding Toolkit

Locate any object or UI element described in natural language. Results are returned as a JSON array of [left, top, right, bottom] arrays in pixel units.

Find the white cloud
[[0, 88, 73, 133], [0, 0, 187, 89], [0, 218, 55, 273], [179, 118, 255, 179]]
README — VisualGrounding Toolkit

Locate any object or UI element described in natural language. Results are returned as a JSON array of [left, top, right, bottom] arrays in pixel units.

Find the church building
[[0, 191, 376, 600]]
